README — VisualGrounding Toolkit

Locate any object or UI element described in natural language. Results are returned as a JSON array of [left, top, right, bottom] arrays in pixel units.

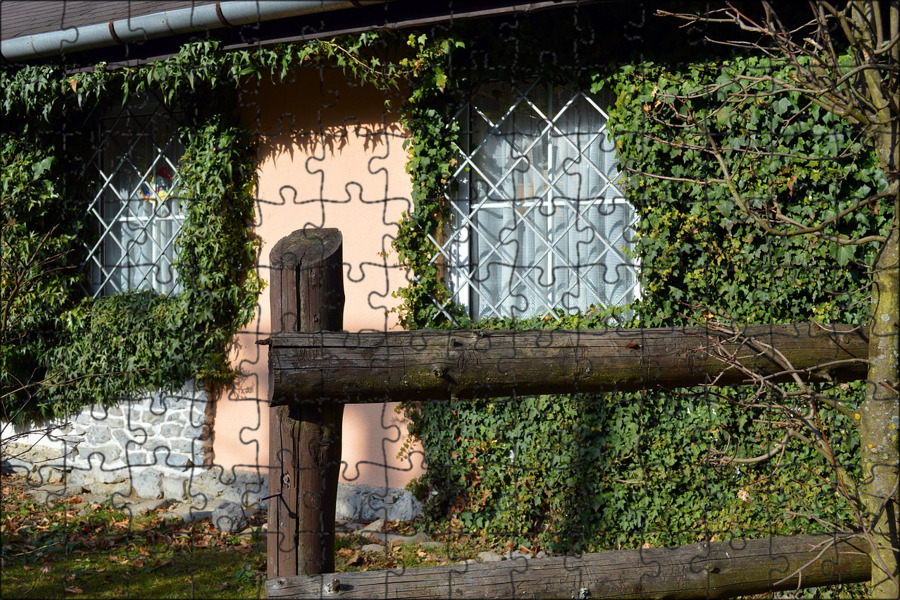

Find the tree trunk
[[859, 212, 900, 597]]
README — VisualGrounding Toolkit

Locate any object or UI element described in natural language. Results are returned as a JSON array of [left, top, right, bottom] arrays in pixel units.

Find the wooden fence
[[263, 228, 871, 598]]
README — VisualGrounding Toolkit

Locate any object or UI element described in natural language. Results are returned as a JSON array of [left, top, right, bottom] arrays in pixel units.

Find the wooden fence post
[[267, 228, 345, 579]]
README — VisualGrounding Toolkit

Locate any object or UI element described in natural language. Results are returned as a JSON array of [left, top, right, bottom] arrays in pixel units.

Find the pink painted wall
[[210, 66, 425, 488]]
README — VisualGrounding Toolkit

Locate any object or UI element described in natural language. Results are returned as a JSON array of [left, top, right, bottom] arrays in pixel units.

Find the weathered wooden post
[[267, 228, 345, 579]]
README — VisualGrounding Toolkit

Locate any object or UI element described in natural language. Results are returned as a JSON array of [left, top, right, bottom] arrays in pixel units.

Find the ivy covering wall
[[0, 58, 263, 424], [2, 12, 892, 592], [392, 12, 892, 581], [1, 33, 445, 424]]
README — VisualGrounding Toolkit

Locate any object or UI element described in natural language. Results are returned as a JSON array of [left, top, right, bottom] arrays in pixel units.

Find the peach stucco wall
[[210, 66, 424, 487]]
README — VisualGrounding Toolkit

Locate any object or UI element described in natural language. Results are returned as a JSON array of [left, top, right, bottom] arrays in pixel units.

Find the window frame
[[441, 79, 640, 322], [85, 97, 187, 298]]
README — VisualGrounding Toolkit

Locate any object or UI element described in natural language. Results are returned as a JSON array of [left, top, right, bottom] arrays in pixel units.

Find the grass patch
[[1, 472, 266, 599], [334, 530, 481, 573], [2, 472, 482, 598]]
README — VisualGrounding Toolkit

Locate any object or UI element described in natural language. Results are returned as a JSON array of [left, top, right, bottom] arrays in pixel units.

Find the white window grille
[[84, 99, 185, 298], [435, 80, 639, 321]]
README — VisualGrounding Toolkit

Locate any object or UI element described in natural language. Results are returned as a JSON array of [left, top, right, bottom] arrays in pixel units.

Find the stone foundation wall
[[1, 382, 421, 522], [2, 383, 208, 498]]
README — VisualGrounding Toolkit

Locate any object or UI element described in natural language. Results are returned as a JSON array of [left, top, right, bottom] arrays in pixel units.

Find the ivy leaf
[[836, 245, 856, 267]]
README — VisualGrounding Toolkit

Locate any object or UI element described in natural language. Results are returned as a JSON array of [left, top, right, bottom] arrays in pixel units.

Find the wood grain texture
[[268, 323, 868, 405], [268, 228, 345, 578], [266, 533, 870, 599]]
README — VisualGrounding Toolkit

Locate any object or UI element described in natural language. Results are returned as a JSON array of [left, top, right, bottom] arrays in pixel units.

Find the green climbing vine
[[1, 32, 452, 423], [389, 15, 891, 587], [1, 52, 264, 423]]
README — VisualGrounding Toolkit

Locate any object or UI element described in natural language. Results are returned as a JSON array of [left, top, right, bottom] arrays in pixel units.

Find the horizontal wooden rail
[[266, 533, 871, 599], [267, 323, 868, 405]]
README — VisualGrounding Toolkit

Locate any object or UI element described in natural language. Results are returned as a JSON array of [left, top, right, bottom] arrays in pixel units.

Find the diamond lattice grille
[[433, 81, 639, 322], [84, 100, 185, 298]]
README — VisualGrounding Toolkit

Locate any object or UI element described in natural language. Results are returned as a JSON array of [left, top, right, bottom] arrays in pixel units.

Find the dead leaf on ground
[[64, 586, 83, 594]]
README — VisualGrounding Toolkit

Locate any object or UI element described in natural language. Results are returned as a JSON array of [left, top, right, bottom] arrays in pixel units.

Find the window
[[85, 99, 185, 297], [438, 80, 639, 321]]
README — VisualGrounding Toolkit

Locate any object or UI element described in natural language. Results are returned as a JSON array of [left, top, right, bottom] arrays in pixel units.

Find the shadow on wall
[[239, 64, 406, 163]]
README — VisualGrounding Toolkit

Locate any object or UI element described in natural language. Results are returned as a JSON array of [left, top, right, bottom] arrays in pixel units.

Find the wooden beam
[[268, 323, 868, 405], [266, 533, 871, 599], [267, 228, 346, 578]]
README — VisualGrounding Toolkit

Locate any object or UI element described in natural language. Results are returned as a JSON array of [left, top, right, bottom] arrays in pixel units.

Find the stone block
[[367, 531, 431, 546], [360, 487, 423, 522], [34, 466, 67, 484], [477, 551, 505, 562], [212, 501, 249, 534], [2, 441, 76, 472], [128, 498, 172, 514], [162, 452, 190, 469], [169, 438, 196, 456], [165, 410, 188, 422], [85, 425, 111, 445], [132, 469, 163, 499], [105, 406, 124, 419], [147, 395, 169, 415], [162, 475, 188, 501], [189, 470, 228, 500], [361, 518, 386, 533], [1, 456, 31, 475], [74, 454, 128, 484], [65, 469, 90, 489], [159, 423, 183, 438], [125, 451, 148, 466], [420, 541, 444, 550], [89, 480, 131, 497], [112, 428, 146, 448], [336, 483, 368, 521]]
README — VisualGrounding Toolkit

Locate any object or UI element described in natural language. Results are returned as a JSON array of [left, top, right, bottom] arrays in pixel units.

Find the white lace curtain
[[89, 102, 184, 298], [451, 81, 638, 319]]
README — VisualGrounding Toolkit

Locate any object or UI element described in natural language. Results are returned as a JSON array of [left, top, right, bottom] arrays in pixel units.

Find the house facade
[[1, 0, 641, 508]]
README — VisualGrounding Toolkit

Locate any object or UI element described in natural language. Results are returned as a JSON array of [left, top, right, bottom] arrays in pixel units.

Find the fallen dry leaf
[[152, 559, 172, 570], [64, 586, 83, 594]]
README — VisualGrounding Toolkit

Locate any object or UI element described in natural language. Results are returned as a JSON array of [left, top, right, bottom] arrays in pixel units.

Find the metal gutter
[[1, 1, 389, 62], [224, 1, 593, 49]]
